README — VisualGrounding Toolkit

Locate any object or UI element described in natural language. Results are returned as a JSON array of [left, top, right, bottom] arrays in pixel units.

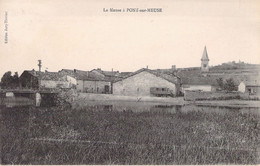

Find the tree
[[12, 72, 19, 87], [216, 78, 224, 90], [0, 71, 12, 88], [0, 71, 19, 89], [223, 78, 236, 92]]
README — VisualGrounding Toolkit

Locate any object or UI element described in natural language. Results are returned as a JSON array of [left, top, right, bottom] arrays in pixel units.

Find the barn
[[113, 68, 181, 97]]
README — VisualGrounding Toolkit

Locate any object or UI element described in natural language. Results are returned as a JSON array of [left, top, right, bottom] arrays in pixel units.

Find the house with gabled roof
[[59, 69, 111, 93], [19, 70, 41, 89], [177, 70, 217, 93], [238, 79, 260, 95], [19, 70, 76, 89], [112, 68, 181, 97], [91, 68, 122, 82]]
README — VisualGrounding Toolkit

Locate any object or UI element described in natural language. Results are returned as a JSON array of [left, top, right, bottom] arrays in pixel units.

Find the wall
[[20, 72, 39, 88], [83, 80, 111, 93], [238, 82, 246, 93], [41, 80, 70, 89], [76, 80, 84, 92], [76, 80, 111, 93], [113, 71, 176, 96], [201, 60, 209, 72], [246, 86, 260, 95], [67, 76, 77, 85], [184, 90, 249, 101], [182, 85, 213, 93]]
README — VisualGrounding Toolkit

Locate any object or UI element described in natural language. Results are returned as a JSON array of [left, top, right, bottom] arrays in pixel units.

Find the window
[[162, 88, 165, 91], [203, 64, 207, 68], [137, 88, 139, 92]]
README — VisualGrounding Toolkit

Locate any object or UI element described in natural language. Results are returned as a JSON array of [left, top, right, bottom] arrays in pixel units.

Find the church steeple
[[201, 46, 209, 72]]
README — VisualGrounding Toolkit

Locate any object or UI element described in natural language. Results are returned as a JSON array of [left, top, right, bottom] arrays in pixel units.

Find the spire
[[201, 46, 209, 61]]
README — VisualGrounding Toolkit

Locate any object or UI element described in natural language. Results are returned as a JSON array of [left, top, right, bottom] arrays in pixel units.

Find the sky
[[0, 0, 259, 77]]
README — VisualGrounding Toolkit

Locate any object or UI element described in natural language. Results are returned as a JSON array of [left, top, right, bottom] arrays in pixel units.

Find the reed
[[0, 106, 259, 164]]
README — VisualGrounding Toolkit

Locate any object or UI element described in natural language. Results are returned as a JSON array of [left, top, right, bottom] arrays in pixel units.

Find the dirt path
[[74, 93, 260, 108]]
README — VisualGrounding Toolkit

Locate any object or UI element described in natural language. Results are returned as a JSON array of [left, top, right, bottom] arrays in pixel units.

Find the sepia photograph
[[0, 0, 259, 164]]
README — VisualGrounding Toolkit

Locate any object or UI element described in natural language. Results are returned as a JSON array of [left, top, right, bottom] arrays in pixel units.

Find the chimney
[[172, 65, 176, 71], [112, 68, 113, 72], [32, 69, 36, 75], [74, 69, 77, 73], [38, 60, 42, 72], [146, 65, 148, 69]]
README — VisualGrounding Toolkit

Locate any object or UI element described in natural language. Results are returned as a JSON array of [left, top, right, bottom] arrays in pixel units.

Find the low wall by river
[[0, 97, 34, 107], [184, 90, 257, 101]]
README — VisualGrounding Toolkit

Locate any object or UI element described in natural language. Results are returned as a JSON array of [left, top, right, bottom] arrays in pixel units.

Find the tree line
[[0, 71, 20, 89], [216, 78, 237, 92]]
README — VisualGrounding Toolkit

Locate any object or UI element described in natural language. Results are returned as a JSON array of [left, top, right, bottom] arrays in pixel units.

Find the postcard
[[0, 0, 259, 165]]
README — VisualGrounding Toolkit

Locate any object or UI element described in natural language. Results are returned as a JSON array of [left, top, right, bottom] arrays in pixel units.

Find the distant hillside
[[156, 62, 260, 86], [210, 62, 260, 71]]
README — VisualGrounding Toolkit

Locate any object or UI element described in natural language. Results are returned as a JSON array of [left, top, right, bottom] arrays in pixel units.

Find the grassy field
[[0, 105, 259, 164]]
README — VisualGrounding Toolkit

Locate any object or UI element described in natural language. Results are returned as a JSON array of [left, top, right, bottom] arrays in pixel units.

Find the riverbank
[[75, 93, 187, 105], [194, 100, 260, 108], [73, 93, 260, 108], [1, 106, 258, 164]]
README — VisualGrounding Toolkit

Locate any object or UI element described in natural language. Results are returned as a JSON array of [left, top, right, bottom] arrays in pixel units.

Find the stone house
[[19, 70, 40, 89], [113, 68, 181, 97], [59, 69, 111, 93], [177, 70, 217, 93], [238, 80, 260, 95], [40, 72, 76, 89], [20, 70, 76, 89]]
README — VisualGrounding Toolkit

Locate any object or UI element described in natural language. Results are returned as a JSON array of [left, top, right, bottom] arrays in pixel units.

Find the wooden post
[[35, 92, 41, 107]]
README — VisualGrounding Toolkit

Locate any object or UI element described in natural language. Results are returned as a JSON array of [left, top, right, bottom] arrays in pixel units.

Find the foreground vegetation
[[0, 105, 259, 164]]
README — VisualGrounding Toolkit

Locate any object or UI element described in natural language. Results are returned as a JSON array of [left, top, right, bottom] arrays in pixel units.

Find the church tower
[[201, 46, 209, 72]]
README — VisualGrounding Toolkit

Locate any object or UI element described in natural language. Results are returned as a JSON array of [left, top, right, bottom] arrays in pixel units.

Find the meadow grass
[[0, 105, 259, 164]]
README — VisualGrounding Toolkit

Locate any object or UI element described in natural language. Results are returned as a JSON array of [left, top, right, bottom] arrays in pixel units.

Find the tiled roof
[[243, 80, 260, 87], [40, 72, 66, 81], [119, 72, 132, 77], [91, 69, 120, 77], [177, 69, 260, 86], [177, 70, 217, 85], [59, 69, 107, 81], [114, 68, 180, 84], [25, 70, 43, 77], [25, 70, 66, 81]]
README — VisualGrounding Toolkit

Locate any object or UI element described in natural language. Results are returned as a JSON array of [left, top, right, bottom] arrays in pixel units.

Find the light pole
[[38, 60, 42, 89]]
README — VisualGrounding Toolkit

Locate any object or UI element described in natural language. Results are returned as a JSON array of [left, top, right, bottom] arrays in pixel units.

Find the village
[[1, 46, 260, 165], [0, 46, 260, 107], [1, 0, 260, 164]]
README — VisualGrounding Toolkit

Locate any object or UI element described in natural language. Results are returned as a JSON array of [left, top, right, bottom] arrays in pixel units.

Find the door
[[104, 85, 110, 94]]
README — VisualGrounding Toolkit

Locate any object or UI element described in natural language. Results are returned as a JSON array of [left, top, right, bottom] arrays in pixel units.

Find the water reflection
[[72, 101, 260, 115]]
